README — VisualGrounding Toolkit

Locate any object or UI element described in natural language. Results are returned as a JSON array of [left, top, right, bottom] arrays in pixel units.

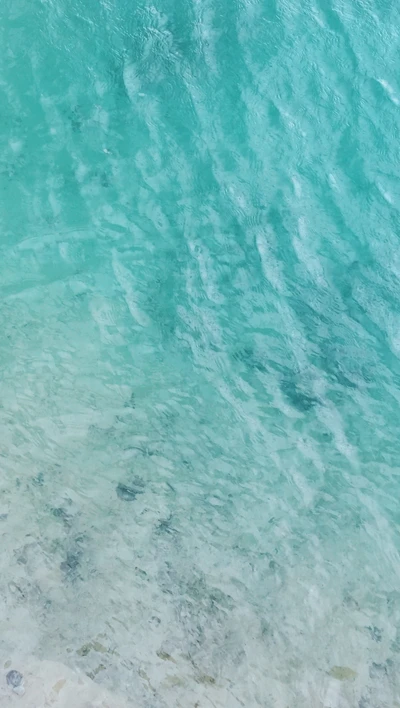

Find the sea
[[0, 0, 400, 706]]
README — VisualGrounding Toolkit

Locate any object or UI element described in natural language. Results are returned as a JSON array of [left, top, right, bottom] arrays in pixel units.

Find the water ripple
[[1, 0, 400, 706]]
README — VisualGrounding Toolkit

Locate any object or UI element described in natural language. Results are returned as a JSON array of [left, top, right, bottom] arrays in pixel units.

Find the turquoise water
[[1, 0, 400, 705]]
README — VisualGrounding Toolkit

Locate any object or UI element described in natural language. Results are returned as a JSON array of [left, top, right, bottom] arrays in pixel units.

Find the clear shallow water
[[1, 0, 400, 706]]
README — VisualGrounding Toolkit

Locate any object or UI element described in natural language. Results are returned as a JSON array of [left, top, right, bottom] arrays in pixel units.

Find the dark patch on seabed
[[116, 478, 145, 501]]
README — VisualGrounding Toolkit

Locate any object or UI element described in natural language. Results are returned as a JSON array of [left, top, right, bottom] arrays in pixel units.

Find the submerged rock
[[155, 515, 177, 535], [32, 472, 45, 486], [369, 662, 388, 679], [60, 551, 80, 576], [6, 669, 23, 688], [116, 482, 144, 501], [365, 625, 383, 642], [52, 507, 71, 525]]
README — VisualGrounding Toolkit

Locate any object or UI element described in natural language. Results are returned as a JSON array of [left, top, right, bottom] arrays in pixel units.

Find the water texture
[[1, 0, 400, 706]]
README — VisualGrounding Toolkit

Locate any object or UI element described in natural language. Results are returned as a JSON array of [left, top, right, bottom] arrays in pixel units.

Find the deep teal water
[[1, 0, 400, 706]]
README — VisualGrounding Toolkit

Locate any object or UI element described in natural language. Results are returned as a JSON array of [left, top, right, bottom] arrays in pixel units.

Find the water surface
[[1, 0, 400, 706]]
